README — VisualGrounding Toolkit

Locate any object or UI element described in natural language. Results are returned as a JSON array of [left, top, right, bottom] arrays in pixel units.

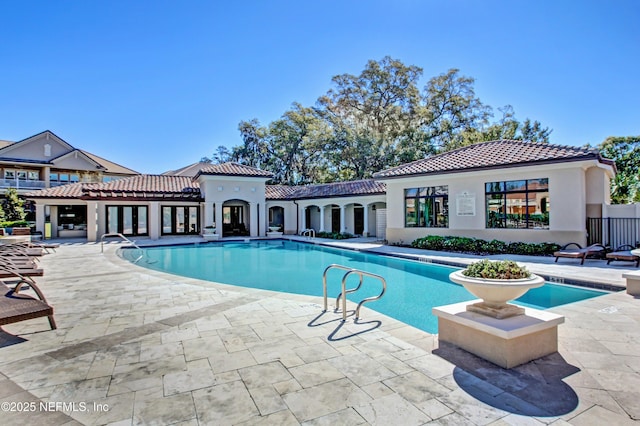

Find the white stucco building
[[27, 140, 616, 247]]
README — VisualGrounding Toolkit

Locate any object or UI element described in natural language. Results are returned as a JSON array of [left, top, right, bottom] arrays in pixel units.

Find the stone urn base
[[449, 270, 545, 319], [466, 301, 525, 319]]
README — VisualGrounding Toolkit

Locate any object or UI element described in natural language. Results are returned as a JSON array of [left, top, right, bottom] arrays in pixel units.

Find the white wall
[[199, 175, 270, 236], [382, 161, 608, 247]]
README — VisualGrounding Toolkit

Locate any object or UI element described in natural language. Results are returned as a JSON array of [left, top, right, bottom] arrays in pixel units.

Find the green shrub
[[462, 259, 531, 279], [410, 235, 560, 256], [316, 231, 354, 240], [0, 220, 29, 228]]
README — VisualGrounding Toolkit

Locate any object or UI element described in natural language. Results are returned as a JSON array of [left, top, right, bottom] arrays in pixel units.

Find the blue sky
[[1, 0, 638, 174]]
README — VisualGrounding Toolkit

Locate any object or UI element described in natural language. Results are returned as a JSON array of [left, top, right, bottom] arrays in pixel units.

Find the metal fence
[[587, 217, 640, 249]]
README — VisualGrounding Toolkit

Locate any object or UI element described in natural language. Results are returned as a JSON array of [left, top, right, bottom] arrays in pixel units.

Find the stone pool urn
[[449, 259, 545, 319]]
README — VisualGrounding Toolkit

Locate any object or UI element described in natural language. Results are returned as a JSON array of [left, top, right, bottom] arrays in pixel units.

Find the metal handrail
[[322, 264, 355, 311], [301, 228, 315, 239], [322, 264, 387, 321], [100, 232, 144, 262]]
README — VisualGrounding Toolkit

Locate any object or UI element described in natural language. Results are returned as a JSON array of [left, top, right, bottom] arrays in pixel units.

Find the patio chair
[[606, 244, 640, 267], [553, 243, 607, 265], [0, 271, 56, 331]]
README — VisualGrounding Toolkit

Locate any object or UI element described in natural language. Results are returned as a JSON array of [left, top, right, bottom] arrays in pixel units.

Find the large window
[[107, 205, 148, 236], [404, 186, 448, 228], [485, 178, 549, 229], [161, 206, 200, 235]]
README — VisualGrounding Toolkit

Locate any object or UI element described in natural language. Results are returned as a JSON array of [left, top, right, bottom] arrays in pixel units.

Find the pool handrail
[[322, 264, 387, 322], [100, 233, 144, 263], [322, 264, 355, 311], [301, 228, 315, 239]]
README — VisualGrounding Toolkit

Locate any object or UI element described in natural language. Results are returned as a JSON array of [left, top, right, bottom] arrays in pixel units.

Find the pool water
[[124, 240, 608, 333]]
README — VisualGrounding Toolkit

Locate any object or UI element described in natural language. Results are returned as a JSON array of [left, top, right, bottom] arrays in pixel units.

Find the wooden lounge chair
[[553, 243, 607, 265], [606, 245, 640, 267], [0, 272, 56, 331]]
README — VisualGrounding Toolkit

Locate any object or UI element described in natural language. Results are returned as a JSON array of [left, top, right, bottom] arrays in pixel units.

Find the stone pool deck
[[1, 237, 639, 425]]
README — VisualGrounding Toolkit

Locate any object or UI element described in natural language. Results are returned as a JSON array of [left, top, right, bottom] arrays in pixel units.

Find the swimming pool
[[123, 240, 609, 333]]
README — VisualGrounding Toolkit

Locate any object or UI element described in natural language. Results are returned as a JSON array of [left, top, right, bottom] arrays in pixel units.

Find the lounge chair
[[0, 271, 56, 331], [553, 243, 607, 265], [606, 244, 640, 267]]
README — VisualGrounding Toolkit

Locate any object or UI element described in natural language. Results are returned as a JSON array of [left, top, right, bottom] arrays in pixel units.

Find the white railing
[[100, 233, 144, 263], [322, 264, 387, 321]]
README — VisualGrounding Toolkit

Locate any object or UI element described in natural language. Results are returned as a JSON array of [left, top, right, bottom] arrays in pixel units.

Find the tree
[[419, 68, 492, 151], [3, 187, 26, 222], [459, 106, 552, 145], [234, 119, 273, 169], [598, 136, 640, 203], [317, 56, 423, 179], [268, 103, 331, 184], [207, 57, 551, 183]]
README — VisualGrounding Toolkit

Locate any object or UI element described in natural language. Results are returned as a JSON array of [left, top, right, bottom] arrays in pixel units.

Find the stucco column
[[86, 201, 98, 242], [215, 202, 223, 233], [204, 202, 214, 229], [340, 205, 346, 233], [149, 202, 160, 240], [249, 202, 258, 237], [319, 206, 326, 232], [300, 206, 307, 231], [363, 204, 370, 237], [43, 166, 51, 188], [35, 202, 46, 236]]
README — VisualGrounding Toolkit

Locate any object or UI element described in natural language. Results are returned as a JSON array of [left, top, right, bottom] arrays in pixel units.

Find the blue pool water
[[124, 240, 608, 333]]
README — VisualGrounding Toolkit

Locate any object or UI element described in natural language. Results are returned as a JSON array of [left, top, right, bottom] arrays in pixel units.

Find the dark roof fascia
[[84, 195, 204, 202], [0, 157, 53, 166], [27, 195, 82, 201], [374, 155, 614, 180]]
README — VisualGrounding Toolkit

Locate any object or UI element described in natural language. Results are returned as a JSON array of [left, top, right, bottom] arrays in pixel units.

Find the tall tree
[[317, 56, 422, 179], [459, 106, 552, 145], [268, 103, 331, 184], [598, 136, 640, 203], [234, 119, 272, 169], [420, 68, 492, 151]]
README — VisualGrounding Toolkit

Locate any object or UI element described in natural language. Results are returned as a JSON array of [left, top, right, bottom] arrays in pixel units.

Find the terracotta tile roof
[[266, 185, 300, 200], [275, 179, 386, 200], [195, 162, 274, 178], [84, 175, 201, 199], [373, 140, 615, 179], [27, 175, 201, 200], [26, 182, 92, 199]]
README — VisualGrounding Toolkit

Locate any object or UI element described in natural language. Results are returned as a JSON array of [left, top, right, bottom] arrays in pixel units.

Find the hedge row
[[411, 235, 561, 256], [316, 231, 354, 240]]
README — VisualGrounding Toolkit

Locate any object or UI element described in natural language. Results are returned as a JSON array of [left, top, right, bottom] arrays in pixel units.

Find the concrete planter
[[449, 270, 545, 319]]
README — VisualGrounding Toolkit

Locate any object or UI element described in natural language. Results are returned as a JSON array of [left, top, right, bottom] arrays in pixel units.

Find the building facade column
[[35, 202, 46, 237], [340, 205, 346, 233], [363, 204, 370, 237], [86, 201, 99, 242], [300, 206, 307, 232], [214, 202, 223, 234], [249, 202, 258, 237], [43, 166, 51, 188], [204, 202, 215, 229], [149, 202, 160, 240], [319, 206, 326, 232]]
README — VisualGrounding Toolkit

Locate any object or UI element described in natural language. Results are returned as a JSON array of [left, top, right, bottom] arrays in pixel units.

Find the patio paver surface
[[0, 237, 638, 425]]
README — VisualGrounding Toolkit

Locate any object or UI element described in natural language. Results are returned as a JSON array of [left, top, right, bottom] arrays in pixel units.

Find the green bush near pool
[[411, 235, 560, 256]]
